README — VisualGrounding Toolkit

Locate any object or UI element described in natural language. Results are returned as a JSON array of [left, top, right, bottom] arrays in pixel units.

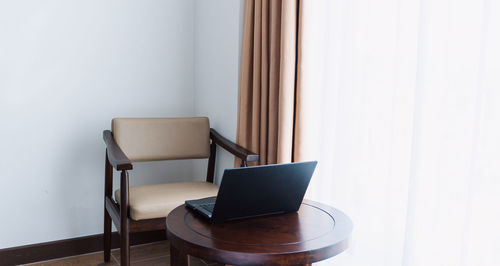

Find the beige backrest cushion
[[112, 117, 210, 162]]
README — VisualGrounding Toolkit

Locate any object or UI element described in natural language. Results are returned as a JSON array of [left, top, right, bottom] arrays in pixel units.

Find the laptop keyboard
[[199, 203, 215, 213]]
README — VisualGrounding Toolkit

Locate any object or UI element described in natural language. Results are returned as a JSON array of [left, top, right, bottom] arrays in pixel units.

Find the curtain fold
[[236, 0, 298, 165]]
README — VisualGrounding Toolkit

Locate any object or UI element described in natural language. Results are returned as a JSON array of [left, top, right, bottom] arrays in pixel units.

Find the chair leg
[[103, 210, 112, 262], [120, 230, 130, 266], [104, 152, 113, 262], [120, 170, 130, 266]]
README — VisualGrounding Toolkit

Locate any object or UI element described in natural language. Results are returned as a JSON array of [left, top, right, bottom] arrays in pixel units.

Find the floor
[[26, 241, 224, 266]]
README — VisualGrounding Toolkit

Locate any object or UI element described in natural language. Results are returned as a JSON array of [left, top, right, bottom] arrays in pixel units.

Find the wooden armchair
[[103, 117, 258, 266]]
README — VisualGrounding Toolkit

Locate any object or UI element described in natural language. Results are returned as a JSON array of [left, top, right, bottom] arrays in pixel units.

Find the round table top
[[166, 200, 352, 265]]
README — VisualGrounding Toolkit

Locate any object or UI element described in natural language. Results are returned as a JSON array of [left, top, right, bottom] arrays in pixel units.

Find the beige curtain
[[236, 0, 301, 165]]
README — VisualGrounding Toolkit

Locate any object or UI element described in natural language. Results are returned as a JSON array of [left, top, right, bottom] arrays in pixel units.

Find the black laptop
[[185, 161, 317, 223]]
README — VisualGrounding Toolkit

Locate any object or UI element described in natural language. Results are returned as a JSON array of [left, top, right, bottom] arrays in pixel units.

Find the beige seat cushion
[[115, 181, 219, 221]]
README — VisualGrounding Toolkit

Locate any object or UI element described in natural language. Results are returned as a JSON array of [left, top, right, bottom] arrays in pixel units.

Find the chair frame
[[102, 128, 259, 265]]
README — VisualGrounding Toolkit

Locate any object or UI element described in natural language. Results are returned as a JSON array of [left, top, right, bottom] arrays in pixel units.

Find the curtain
[[236, 0, 298, 165], [296, 0, 500, 266], [237, 0, 499, 265]]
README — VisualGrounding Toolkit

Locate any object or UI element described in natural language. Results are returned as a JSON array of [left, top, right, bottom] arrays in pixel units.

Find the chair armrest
[[103, 130, 133, 171], [210, 128, 259, 162]]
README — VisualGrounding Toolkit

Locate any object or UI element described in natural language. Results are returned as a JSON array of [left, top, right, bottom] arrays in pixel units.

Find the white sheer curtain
[[297, 0, 500, 265]]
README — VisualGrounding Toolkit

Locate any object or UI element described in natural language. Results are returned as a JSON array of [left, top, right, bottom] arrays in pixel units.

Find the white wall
[[193, 0, 245, 184], [0, 0, 196, 248], [0, 0, 244, 249]]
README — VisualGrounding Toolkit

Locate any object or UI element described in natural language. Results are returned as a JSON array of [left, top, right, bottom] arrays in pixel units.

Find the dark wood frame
[[103, 128, 258, 266]]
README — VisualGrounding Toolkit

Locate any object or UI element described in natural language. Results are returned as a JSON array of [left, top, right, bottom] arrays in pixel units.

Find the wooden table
[[166, 200, 352, 266]]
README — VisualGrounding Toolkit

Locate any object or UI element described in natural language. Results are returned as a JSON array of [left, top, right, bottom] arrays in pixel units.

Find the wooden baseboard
[[0, 230, 167, 266]]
